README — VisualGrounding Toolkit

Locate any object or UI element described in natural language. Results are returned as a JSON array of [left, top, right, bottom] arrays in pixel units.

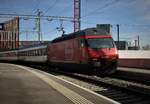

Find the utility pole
[[135, 39, 137, 48], [36, 9, 43, 42], [117, 24, 119, 43], [116, 24, 120, 49], [137, 35, 140, 50]]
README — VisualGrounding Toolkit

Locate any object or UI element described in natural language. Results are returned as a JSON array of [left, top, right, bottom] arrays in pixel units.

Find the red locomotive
[[0, 26, 118, 75], [48, 27, 118, 75]]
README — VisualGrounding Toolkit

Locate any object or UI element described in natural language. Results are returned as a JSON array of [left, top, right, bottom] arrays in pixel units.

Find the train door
[[79, 37, 89, 64]]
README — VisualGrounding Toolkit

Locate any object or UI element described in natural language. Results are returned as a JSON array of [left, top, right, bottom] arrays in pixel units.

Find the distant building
[[142, 44, 150, 50], [0, 17, 19, 50], [128, 46, 139, 50], [115, 41, 128, 50]]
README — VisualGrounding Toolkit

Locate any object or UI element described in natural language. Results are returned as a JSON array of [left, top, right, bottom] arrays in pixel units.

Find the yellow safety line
[[16, 65, 95, 104]]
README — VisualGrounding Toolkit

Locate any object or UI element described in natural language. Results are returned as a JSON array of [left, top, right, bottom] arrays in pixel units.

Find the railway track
[[22, 64, 150, 104], [110, 68, 150, 86], [49, 70, 150, 104]]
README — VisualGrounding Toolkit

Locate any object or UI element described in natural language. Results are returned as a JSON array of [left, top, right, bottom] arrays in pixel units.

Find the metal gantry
[[74, 0, 81, 32]]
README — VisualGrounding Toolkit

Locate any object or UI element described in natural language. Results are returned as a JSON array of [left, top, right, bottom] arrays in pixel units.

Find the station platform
[[116, 67, 150, 83], [118, 67, 150, 74], [0, 63, 119, 104]]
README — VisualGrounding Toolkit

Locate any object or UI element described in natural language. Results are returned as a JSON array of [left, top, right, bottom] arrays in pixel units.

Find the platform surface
[[118, 67, 150, 74], [0, 63, 119, 104]]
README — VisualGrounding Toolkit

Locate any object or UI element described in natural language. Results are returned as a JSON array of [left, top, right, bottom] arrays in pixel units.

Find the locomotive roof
[[52, 28, 110, 43]]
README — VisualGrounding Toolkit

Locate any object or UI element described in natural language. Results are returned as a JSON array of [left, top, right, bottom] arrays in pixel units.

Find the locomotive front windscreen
[[87, 38, 115, 49]]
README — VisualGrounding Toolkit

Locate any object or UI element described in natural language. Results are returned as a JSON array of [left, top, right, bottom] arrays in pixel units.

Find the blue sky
[[0, 0, 150, 47]]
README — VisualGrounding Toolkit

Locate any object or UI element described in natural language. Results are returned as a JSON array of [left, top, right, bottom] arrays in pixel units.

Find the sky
[[0, 0, 150, 47]]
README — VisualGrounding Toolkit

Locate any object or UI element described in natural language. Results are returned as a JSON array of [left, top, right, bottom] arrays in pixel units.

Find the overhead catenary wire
[[44, 0, 59, 14], [81, 0, 119, 18], [0, 13, 73, 21], [55, 3, 72, 15], [33, 0, 41, 11], [81, 20, 150, 27]]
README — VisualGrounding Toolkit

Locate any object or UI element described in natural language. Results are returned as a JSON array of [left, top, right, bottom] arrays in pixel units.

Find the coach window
[[36, 50, 38, 56], [33, 50, 35, 56], [31, 50, 33, 56], [32, 50, 34, 56], [27, 51, 29, 56], [34, 50, 36, 56], [42, 49, 44, 55], [24, 51, 26, 56], [35, 50, 37, 56], [37, 50, 39, 56], [44, 49, 46, 55], [38, 49, 40, 56], [41, 49, 43, 55], [28, 51, 29, 56], [26, 51, 28, 56], [34, 50, 35, 56], [29, 51, 31, 56], [40, 49, 42, 55], [39, 49, 41, 55], [30, 51, 31, 56], [30, 50, 32, 56]]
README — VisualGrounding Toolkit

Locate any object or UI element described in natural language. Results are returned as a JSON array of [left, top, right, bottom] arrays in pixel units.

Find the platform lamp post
[[137, 35, 140, 50], [116, 24, 120, 49]]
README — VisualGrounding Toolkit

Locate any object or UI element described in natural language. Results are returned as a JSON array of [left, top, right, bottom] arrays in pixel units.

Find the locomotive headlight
[[92, 58, 98, 61], [93, 61, 101, 67], [101, 55, 109, 59]]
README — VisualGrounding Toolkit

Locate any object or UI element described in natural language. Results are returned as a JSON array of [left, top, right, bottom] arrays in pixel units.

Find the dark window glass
[[87, 38, 114, 49]]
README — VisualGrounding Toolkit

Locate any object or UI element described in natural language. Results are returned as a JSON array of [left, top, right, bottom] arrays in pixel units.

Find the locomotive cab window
[[87, 38, 114, 49], [80, 39, 87, 48]]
